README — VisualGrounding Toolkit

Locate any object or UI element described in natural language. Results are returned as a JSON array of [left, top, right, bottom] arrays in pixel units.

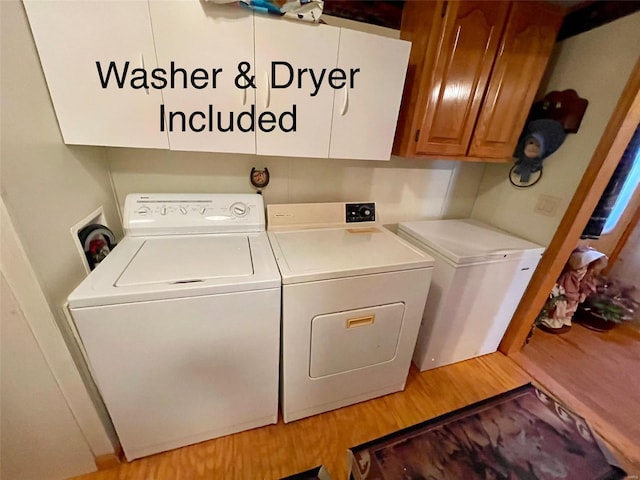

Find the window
[[602, 146, 640, 234], [582, 125, 640, 239]]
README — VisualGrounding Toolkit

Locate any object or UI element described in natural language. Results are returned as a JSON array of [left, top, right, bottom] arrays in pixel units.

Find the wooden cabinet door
[[329, 30, 411, 160], [149, 1, 255, 154], [254, 16, 339, 158], [23, 1, 169, 149], [414, 1, 510, 156], [469, 2, 563, 159]]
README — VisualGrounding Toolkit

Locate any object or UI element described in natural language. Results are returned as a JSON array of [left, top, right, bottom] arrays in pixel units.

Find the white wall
[[0, 0, 120, 456], [1, 275, 96, 480], [471, 12, 640, 247], [108, 149, 486, 225]]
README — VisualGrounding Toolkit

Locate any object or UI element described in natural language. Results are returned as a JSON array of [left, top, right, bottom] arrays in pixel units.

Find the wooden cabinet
[[394, 0, 563, 161], [23, 0, 169, 149], [149, 1, 255, 154]]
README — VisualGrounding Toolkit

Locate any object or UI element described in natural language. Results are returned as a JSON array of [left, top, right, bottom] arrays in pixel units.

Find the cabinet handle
[[139, 53, 149, 95], [264, 71, 270, 108], [340, 88, 349, 116]]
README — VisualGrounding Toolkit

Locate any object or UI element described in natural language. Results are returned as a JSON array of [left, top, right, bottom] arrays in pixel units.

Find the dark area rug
[[350, 384, 625, 480]]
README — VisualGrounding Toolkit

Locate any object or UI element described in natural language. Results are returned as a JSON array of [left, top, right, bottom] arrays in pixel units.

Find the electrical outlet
[[534, 194, 561, 217]]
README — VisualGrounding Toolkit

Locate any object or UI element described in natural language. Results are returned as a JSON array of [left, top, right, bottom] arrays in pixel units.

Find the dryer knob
[[359, 206, 372, 217], [137, 206, 151, 216], [179, 207, 188, 215]]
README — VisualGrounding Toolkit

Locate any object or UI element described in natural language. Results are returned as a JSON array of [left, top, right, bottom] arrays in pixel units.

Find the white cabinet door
[[254, 16, 339, 158], [23, 1, 168, 149], [149, 1, 255, 154], [329, 30, 410, 160]]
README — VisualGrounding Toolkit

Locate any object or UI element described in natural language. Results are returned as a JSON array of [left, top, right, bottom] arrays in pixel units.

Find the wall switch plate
[[534, 194, 561, 217]]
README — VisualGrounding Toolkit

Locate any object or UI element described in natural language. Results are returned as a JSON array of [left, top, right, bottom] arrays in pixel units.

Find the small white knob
[[200, 208, 207, 215], [161, 207, 167, 216], [179, 207, 188, 215], [137, 206, 151, 216], [230, 202, 248, 217]]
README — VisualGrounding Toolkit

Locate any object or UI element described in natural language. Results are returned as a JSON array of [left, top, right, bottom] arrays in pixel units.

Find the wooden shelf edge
[[392, 153, 513, 163]]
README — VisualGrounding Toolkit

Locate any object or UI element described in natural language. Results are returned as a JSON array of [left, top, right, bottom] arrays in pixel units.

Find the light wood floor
[[71, 351, 638, 480], [513, 322, 640, 467], [72, 354, 532, 480]]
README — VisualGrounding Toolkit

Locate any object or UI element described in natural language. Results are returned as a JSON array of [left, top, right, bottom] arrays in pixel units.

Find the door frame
[[0, 197, 119, 464], [605, 198, 640, 270], [499, 57, 640, 354]]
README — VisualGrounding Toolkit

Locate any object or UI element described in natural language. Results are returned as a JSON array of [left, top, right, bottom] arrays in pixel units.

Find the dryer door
[[309, 303, 405, 378]]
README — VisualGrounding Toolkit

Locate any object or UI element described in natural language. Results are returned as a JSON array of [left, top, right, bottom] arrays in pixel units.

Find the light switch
[[534, 194, 561, 217]]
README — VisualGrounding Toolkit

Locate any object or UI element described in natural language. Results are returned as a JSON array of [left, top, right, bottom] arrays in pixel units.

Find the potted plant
[[575, 276, 640, 331]]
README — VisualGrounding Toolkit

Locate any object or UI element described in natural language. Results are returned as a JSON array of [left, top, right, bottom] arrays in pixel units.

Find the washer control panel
[[346, 202, 376, 223], [123, 193, 265, 236]]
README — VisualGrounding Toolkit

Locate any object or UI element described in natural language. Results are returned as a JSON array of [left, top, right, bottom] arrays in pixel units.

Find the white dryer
[[267, 202, 434, 423], [68, 193, 281, 460]]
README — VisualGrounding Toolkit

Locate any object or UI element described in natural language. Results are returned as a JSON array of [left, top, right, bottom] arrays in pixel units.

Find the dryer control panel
[[123, 193, 265, 236], [267, 202, 377, 230], [346, 203, 376, 223]]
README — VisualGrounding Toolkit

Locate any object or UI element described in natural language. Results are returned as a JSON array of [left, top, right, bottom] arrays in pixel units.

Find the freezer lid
[[268, 227, 433, 284], [397, 219, 544, 265], [116, 236, 253, 286]]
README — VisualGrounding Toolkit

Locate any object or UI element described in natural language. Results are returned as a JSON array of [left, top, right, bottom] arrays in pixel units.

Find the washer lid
[[68, 232, 280, 308], [116, 236, 253, 287], [398, 219, 544, 265], [268, 227, 433, 284]]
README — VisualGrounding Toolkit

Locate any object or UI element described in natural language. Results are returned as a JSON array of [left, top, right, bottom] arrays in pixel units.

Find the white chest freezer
[[397, 219, 544, 371]]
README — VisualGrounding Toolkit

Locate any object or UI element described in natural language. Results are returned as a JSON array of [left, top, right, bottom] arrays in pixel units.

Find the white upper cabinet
[[23, 0, 169, 149], [148, 1, 256, 154], [254, 15, 340, 158], [329, 30, 411, 161], [24, 1, 411, 160]]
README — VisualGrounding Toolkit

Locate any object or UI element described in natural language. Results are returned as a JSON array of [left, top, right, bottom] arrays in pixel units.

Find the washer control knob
[[161, 207, 167, 216], [230, 202, 248, 217], [137, 206, 151, 216], [179, 207, 188, 215], [200, 208, 207, 215]]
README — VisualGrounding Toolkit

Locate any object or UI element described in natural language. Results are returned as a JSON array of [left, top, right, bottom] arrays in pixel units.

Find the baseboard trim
[[95, 447, 124, 470]]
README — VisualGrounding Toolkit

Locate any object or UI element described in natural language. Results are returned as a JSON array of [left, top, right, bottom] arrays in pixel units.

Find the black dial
[[359, 206, 372, 217]]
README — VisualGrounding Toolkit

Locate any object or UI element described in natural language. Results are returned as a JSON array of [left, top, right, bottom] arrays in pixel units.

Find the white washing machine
[[67, 193, 281, 460], [267, 202, 434, 423], [397, 218, 545, 371]]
